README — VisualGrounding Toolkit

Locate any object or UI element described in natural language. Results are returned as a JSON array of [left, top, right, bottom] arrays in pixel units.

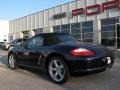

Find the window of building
[[101, 18, 119, 25], [53, 26, 61, 33], [82, 27, 93, 33], [61, 24, 70, 30], [82, 21, 93, 27], [71, 23, 80, 29], [81, 21, 93, 43], [101, 25, 115, 32], [101, 17, 119, 47], [71, 23, 81, 41], [61, 24, 70, 34], [53, 21, 93, 43]]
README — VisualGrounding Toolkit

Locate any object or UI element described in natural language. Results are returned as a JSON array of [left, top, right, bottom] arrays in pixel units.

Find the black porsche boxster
[[8, 33, 114, 84]]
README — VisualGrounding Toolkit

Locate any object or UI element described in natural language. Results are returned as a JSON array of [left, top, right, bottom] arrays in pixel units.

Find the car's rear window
[[57, 35, 77, 42]]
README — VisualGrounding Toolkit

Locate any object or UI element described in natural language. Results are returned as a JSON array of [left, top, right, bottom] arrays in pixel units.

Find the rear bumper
[[66, 57, 114, 74], [72, 64, 113, 73]]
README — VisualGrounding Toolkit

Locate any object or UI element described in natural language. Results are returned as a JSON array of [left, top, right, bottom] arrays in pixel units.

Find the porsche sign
[[51, 0, 120, 20], [72, 0, 120, 16]]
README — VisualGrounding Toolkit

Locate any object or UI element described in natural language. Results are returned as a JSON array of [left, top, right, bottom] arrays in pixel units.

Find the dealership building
[[9, 0, 120, 49]]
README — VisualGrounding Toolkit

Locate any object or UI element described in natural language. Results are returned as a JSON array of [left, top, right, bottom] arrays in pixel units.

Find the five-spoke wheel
[[8, 53, 17, 69], [48, 56, 70, 84]]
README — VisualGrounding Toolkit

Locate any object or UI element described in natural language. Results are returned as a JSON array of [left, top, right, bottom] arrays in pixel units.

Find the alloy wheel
[[49, 59, 65, 82], [8, 54, 16, 69]]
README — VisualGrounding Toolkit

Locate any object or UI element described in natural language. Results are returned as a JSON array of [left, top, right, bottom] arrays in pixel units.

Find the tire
[[47, 56, 70, 84], [8, 53, 18, 70]]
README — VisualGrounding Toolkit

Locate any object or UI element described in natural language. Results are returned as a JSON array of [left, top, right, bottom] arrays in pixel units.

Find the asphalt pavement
[[0, 49, 120, 90]]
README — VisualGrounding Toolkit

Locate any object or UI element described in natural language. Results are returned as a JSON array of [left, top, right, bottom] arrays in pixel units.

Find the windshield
[[57, 34, 77, 42]]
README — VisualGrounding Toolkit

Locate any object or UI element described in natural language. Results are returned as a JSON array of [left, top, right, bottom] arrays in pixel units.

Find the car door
[[19, 35, 44, 67]]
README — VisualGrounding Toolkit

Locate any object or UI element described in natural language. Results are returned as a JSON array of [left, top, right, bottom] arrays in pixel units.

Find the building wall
[[9, 0, 120, 43]]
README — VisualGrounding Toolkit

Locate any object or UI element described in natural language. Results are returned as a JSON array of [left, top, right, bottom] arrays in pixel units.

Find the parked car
[[8, 33, 114, 84], [2, 42, 10, 50], [7, 38, 27, 50], [0, 42, 5, 48]]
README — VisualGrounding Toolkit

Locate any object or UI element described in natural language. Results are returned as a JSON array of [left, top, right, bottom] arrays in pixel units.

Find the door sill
[[19, 64, 43, 70]]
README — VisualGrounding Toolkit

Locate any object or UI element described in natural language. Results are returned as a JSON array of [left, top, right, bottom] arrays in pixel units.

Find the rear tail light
[[70, 48, 94, 56]]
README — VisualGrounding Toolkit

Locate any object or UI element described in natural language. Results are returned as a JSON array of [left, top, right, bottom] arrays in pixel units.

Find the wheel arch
[[8, 51, 17, 61], [8, 51, 14, 57]]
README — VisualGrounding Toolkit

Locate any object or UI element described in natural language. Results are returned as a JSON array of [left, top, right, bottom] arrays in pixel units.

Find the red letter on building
[[102, 0, 120, 12], [72, 8, 85, 17], [86, 4, 101, 16]]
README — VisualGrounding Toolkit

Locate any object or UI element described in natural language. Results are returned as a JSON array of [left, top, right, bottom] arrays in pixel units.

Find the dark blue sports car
[[8, 33, 114, 84]]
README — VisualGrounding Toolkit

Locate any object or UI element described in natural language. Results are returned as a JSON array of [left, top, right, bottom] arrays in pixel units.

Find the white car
[[2, 42, 10, 50]]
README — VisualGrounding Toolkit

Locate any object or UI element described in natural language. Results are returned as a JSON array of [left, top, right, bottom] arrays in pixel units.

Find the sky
[[0, 0, 73, 21]]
